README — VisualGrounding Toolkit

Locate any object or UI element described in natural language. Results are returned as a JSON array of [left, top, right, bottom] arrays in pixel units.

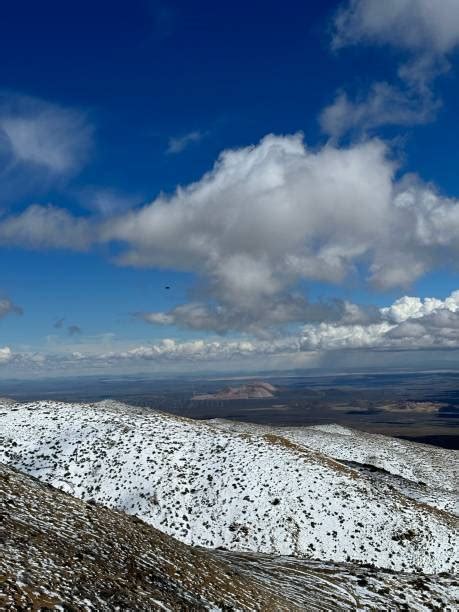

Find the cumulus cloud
[[102, 134, 396, 332], [301, 290, 459, 351], [99, 134, 459, 331], [0, 346, 12, 364], [97, 337, 299, 363], [167, 130, 205, 154], [322, 0, 459, 138], [4, 134, 459, 333], [0, 336, 306, 375], [0, 93, 93, 174], [381, 293, 459, 323], [0, 297, 23, 318]]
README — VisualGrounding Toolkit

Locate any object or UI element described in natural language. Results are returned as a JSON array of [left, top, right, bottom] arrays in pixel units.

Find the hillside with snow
[[208, 421, 459, 514], [2, 463, 458, 612], [1, 399, 457, 575], [1, 464, 283, 611]]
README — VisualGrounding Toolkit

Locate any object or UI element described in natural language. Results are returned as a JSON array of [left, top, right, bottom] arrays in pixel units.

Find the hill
[[192, 380, 277, 399], [2, 463, 458, 611], [207, 420, 458, 514], [2, 399, 457, 574]]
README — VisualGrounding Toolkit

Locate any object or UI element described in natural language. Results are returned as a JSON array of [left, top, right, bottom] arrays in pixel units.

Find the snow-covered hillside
[[208, 421, 459, 514], [280, 423, 457, 491], [1, 464, 284, 611], [1, 399, 457, 574], [2, 463, 458, 612]]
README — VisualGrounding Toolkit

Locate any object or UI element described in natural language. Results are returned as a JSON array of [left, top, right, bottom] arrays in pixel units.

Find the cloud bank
[[4, 291, 459, 376], [301, 291, 459, 351]]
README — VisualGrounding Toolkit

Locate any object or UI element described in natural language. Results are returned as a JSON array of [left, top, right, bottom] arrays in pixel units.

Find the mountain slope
[[0, 463, 288, 611], [279, 423, 457, 492], [214, 551, 459, 612], [1, 399, 457, 573], [2, 464, 458, 612], [207, 420, 459, 514]]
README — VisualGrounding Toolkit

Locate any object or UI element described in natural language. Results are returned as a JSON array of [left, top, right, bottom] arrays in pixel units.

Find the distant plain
[[1, 370, 458, 449]]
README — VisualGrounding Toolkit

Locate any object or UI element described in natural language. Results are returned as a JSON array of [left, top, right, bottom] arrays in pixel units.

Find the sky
[[2, 0, 459, 377]]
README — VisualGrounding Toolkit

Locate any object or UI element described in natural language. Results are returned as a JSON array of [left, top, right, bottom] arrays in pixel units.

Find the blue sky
[[2, 0, 459, 377]]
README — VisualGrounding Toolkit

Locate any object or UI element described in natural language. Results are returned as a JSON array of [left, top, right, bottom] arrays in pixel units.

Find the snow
[[208, 419, 459, 513], [3, 462, 457, 611], [1, 399, 457, 574]]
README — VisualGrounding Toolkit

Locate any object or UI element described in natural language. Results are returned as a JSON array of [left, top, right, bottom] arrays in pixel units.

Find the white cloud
[[101, 134, 395, 332], [301, 322, 394, 351], [319, 82, 438, 138], [301, 290, 459, 351], [6, 290, 459, 375], [0, 336, 307, 376], [78, 188, 141, 216], [0, 94, 93, 174], [167, 130, 205, 154], [0, 204, 93, 251], [322, 0, 459, 138], [0, 346, 12, 364], [333, 0, 459, 54], [101, 135, 394, 319], [381, 292, 459, 323], [4, 134, 459, 333], [99, 338, 274, 362], [100, 134, 459, 330]]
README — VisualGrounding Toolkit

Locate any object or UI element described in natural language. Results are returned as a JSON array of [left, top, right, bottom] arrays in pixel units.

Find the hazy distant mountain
[[1, 399, 457, 575], [2, 463, 458, 611], [192, 380, 277, 400]]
